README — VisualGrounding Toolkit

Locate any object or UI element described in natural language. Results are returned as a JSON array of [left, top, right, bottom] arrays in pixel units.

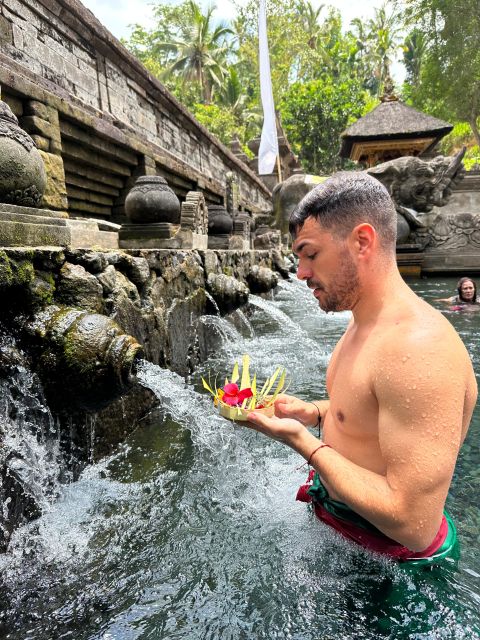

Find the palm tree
[[296, 0, 325, 49], [366, 2, 403, 93], [157, 1, 234, 103], [217, 66, 263, 140], [403, 29, 427, 86]]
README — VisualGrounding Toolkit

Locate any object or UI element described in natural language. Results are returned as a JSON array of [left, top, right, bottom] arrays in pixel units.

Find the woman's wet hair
[[457, 277, 477, 303], [289, 171, 397, 250]]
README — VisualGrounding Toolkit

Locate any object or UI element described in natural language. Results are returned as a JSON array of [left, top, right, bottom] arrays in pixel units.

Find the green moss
[[0, 251, 14, 287], [222, 266, 233, 277], [30, 272, 55, 306], [0, 252, 36, 288], [62, 323, 98, 376], [15, 260, 35, 285]]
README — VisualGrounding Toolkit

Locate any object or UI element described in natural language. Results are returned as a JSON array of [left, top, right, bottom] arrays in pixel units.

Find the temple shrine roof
[[340, 84, 452, 165]]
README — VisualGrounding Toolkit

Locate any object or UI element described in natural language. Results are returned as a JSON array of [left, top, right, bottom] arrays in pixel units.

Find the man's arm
[[249, 333, 468, 551]]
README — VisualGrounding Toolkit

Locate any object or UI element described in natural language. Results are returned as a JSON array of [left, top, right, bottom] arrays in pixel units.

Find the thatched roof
[[340, 100, 452, 159]]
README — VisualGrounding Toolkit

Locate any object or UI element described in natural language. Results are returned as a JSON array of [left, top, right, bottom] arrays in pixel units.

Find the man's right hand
[[274, 394, 329, 428]]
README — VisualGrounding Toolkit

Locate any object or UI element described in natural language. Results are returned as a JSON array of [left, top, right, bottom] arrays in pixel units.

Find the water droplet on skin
[[402, 356, 407, 363], [422, 412, 427, 418]]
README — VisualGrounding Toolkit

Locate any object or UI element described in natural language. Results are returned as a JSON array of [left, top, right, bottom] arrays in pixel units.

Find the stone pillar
[[177, 191, 209, 249], [229, 217, 250, 251], [226, 171, 240, 216], [20, 99, 68, 211]]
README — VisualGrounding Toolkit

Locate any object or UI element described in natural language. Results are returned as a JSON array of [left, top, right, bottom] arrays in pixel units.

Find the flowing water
[[0, 277, 479, 639]]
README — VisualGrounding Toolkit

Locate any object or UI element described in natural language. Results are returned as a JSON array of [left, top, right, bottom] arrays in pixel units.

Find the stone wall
[[0, 244, 292, 550], [417, 169, 480, 273], [0, 0, 271, 220], [0, 245, 290, 378]]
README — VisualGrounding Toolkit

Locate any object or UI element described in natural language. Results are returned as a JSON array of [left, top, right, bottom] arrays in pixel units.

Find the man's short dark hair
[[289, 171, 397, 250]]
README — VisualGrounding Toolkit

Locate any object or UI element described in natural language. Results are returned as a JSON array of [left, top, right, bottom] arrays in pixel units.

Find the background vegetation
[[123, 0, 480, 174]]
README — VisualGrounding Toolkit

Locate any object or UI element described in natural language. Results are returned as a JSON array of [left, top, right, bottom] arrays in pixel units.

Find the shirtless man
[[247, 172, 477, 560]]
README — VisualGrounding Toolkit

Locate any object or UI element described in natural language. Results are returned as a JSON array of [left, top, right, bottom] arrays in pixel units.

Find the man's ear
[[351, 223, 376, 255]]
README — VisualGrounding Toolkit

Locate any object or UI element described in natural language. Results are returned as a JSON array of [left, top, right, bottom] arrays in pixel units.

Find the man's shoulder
[[376, 302, 464, 359]]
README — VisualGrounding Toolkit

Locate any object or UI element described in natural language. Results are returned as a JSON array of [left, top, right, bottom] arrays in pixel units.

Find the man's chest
[[325, 335, 380, 435]]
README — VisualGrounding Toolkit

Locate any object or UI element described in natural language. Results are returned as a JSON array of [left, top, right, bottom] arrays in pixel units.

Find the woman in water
[[437, 277, 479, 309]]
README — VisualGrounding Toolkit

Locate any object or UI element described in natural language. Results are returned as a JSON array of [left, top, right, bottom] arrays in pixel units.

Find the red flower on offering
[[221, 383, 253, 406]]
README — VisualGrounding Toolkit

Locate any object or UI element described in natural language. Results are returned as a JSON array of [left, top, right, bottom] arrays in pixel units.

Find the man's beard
[[310, 250, 360, 313]]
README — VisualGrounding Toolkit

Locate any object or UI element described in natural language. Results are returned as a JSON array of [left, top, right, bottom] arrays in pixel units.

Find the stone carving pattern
[[226, 171, 239, 215], [233, 218, 249, 239], [253, 229, 281, 250], [130, 184, 173, 195], [368, 150, 466, 214], [0, 121, 35, 153], [416, 212, 480, 251], [181, 191, 208, 234], [4, 185, 43, 207]]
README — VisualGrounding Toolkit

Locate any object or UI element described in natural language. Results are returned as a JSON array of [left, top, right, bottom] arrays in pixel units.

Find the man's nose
[[296, 262, 311, 281]]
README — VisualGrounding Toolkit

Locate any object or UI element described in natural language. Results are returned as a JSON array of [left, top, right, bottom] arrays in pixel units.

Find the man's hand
[[274, 394, 329, 427], [246, 411, 307, 447]]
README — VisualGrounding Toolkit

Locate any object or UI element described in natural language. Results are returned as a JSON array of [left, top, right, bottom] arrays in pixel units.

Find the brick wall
[[0, 0, 271, 219]]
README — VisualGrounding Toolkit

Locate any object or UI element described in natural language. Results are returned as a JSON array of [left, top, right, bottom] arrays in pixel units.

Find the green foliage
[[402, 28, 427, 86], [123, 0, 233, 104], [122, 0, 403, 162], [280, 77, 367, 174], [404, 0, 480, 147], [441, 123, 475, 155], [0, 251, 14, 288], [441, 122, 480, 169], [192, 103, 240, 145], [463, 148, 480, 171]]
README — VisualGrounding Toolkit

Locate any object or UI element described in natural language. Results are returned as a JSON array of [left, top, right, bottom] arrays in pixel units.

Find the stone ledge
[[0, 202, 68, 218], [0, 207, 119, 249]]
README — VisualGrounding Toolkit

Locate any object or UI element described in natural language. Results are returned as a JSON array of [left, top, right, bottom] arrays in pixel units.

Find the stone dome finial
[[380, 76, 398, 103]]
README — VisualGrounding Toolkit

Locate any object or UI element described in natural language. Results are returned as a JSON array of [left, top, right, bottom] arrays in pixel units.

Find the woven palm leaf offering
[[201, 354, 288, 421]]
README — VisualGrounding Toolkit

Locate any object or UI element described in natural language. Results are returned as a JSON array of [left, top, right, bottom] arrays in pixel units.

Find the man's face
[[292, 217, 360, 313], [460, 280, 475, 301]]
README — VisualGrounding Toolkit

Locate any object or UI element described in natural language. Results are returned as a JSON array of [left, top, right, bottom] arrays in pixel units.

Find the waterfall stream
[[0, 278, 479, 639]]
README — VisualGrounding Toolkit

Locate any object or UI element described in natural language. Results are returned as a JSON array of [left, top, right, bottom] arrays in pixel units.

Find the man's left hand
[[246, 411, 306, 447]]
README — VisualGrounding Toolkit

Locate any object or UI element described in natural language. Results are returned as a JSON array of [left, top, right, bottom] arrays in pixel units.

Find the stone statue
[[367, 148, 466, 243], [272, 174, 327, 234], [271, 150, 466, 245], [180, 190, 208, 234]]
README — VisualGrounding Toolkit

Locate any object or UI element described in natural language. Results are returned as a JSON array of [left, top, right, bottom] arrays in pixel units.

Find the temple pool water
[[1, 277, 479, 639]]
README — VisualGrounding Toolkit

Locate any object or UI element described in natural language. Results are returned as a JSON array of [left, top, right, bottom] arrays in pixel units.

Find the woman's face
[[460, 280, 476, 301]]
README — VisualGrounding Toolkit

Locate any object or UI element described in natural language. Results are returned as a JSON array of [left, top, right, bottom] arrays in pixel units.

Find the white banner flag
[[258, 0, 278, 175]]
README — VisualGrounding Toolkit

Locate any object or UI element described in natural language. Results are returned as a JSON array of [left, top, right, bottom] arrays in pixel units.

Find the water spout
[[26, 305, 144, 411]]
